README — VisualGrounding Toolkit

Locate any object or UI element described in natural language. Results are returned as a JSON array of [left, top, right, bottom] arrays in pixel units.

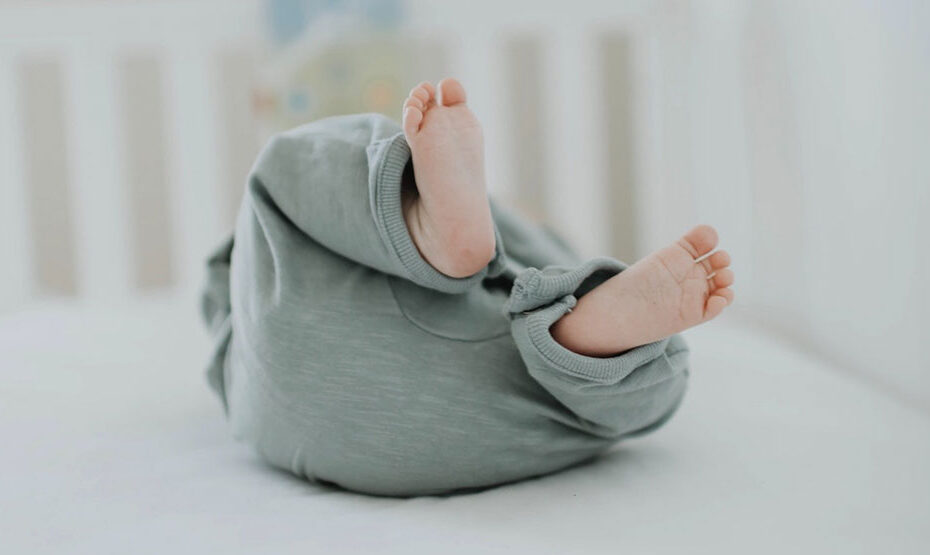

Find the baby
[[201, 78, 734, 496]]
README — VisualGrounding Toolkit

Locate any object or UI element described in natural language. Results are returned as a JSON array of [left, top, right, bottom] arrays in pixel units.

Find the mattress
[[2, 296, 928, 554]]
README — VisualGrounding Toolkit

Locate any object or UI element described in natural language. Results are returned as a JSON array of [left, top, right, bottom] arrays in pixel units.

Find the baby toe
[[709, 250, 731, 269], [704, 287, 734, 321], [438, 77, 467, 106], [403, 106, 423, 136], [404, 96, 424, 111], [714, 287, 735, 304], [680, 224, 719, 258], [711, 268, 734, 289], [411, 82, 434, 104], [703, 294, 728, 320]]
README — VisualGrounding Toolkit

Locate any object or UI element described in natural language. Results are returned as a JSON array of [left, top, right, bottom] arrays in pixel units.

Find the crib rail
[[0, 0, 645, 309]]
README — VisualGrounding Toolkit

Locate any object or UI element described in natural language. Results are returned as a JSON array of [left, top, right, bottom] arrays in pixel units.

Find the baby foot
[[551, 225, 735, 357], [401, 78, 496, 278]]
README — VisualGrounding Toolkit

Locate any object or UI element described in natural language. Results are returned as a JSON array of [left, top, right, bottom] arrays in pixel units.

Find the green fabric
[[201, 113, 689, 496]]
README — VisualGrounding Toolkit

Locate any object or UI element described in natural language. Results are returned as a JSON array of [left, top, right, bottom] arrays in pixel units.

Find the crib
[[0, 1, 261, 307], [2, 1, 929, 553], [0, 0, 660, 310]]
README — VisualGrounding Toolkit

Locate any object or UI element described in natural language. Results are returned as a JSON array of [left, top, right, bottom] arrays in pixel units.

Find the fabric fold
[[367, 131, 506, 294], [249, 114, 504, 296], [506, 257, 689, 436], [199, 112, 691, 494]]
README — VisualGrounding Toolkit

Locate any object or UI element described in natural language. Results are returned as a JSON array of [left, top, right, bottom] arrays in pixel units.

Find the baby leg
[[400, 80, 735, 357], [401, 79, 496, 278], [552, 225, 735, 356]]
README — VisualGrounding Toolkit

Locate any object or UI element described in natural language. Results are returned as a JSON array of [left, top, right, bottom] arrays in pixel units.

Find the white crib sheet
[[2, 297, 928, 554]]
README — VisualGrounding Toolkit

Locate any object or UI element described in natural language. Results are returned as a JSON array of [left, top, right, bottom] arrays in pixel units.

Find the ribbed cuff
[[504, 257, 625, 314], [514, 298, 670, 383], [507, 257, 671, 383], [369, 132, 506, 294]]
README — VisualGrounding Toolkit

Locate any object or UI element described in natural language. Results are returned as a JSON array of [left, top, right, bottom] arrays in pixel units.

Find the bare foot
[[551, 225, 735, 356], [401, 78, 496, 278]]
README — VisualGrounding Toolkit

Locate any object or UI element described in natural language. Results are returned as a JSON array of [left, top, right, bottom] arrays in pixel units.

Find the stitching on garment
[[374, 134, 482, 292], [373, 136, 412, 270], [385, 274, 512, 344], [524, 306, 670, 383], [529, 327, 686, 393], [549, 344, 689, 395]]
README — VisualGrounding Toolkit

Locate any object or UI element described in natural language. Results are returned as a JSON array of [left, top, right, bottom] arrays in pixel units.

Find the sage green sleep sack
[[201, 113, 689, 496]]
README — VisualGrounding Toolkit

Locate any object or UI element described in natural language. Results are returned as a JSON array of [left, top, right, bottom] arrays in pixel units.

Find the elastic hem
[[505, 257, 625, 314], [370, 132, 506, 294], [522, 298, 671, 383]]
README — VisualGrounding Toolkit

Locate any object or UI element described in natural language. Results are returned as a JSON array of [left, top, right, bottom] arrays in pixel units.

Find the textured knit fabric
[[201, 113, 689, 496]]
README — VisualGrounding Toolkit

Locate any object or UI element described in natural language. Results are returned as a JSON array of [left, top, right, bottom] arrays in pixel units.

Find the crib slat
[[627, 13, 697, 257], [163, 47, 224, 295], [65, 47, 132, 300], [542, 28, 609, 258], [501, 35, 549, 221], [600, 31, 640, 262], [19, 56, 79, 297], [120, 55, 175, 291], [448, 31, 511, 203], [0, 53, 33, 308], [215, 48, 260, 231]]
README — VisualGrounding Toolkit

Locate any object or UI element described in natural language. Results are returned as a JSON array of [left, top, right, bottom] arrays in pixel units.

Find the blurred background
[[0, 0, 928, 410]]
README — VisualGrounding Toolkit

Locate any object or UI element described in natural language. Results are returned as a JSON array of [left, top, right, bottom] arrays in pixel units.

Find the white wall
[[641, 0, 930, 406]]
